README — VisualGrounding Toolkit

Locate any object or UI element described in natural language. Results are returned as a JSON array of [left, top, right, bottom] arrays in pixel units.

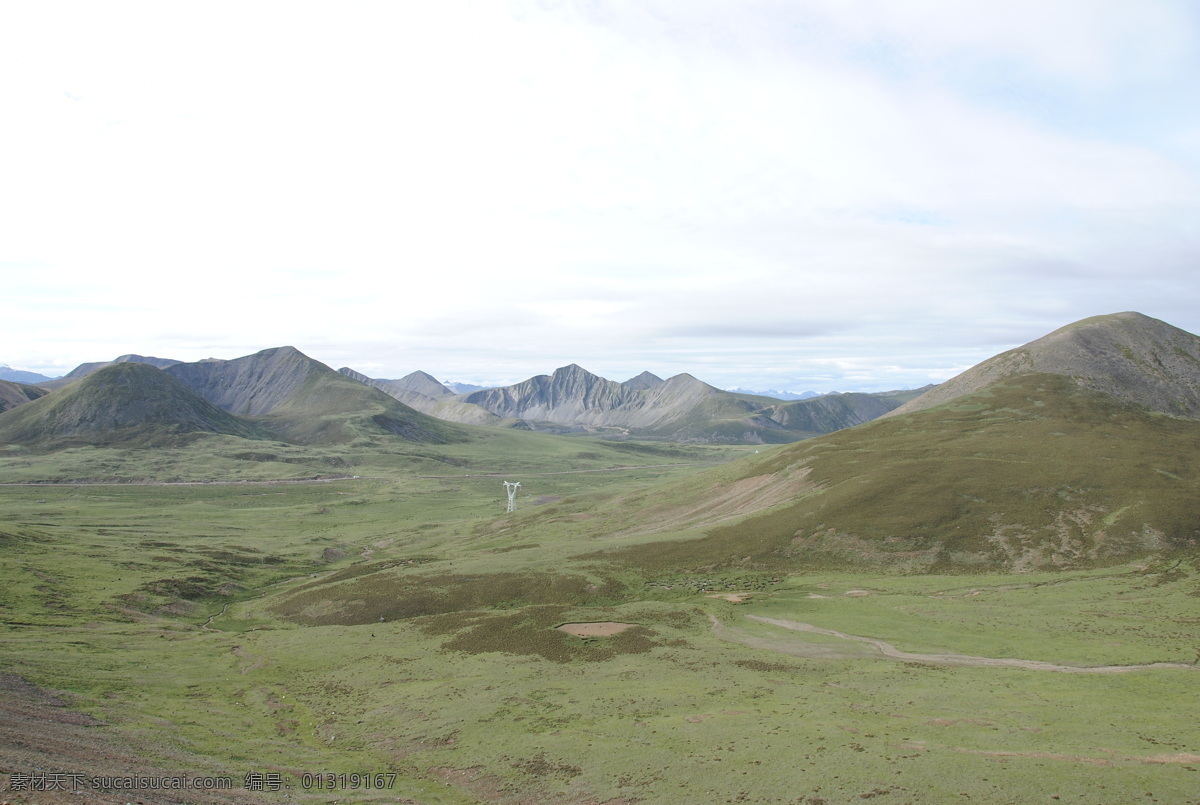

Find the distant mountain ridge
[[0, 365, 56, 384], [342, 363, 919, 443], [726, 388, 822, 400], [336, 368, 504, 427]]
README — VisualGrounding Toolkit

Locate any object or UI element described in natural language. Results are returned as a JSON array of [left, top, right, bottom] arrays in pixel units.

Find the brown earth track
[[714, 616, 1200, 673]]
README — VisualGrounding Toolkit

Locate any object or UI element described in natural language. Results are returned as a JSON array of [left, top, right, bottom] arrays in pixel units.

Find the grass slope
[[594, 373, 1200, 575], [890, 311, 1200, 419], [1, 436, 1196, 803]]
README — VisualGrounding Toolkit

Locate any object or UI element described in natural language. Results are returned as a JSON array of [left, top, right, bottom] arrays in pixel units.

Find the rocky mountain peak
[[623, 371, 665, 390]]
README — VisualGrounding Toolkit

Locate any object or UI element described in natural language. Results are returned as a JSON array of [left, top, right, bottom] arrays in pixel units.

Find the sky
[[3, 1, 1199, 392]]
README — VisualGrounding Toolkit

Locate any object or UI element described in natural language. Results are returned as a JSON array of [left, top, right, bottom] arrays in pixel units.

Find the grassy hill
[[889, 311, 1200, 418], [0, 362, 268, 449], [597, 373, 1200, 575]]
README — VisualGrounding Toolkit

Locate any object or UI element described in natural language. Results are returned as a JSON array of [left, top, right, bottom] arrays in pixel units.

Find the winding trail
[[720, 615, 1198, 673]]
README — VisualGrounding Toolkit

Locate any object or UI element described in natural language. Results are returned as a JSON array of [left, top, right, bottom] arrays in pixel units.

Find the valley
[[2, 442, 1198, 804], [2, 312, 1200, 803]]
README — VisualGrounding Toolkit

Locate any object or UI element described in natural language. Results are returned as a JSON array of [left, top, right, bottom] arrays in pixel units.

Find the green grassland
[[2, 420, 1199, 803]]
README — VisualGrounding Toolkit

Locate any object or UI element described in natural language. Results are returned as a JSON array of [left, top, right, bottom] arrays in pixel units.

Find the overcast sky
[[3, 1, 1198, 392]]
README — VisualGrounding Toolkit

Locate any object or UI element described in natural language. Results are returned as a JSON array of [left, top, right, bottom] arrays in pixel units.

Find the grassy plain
[[2, 430, 1199, 804]]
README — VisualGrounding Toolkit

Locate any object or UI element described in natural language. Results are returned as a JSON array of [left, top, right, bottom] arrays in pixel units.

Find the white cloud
[[2, 1, 1199, 390]]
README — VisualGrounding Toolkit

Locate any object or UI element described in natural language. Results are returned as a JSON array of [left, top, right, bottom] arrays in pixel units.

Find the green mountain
[[164, 347, 466, 445], [0, 362, 266, 449], [887, 311, 1200, 419], [601, 313, 1200, 574]]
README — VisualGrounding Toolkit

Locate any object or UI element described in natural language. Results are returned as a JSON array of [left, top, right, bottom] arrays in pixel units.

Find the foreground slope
[[596, 314, 1200, 574], [0, 362, 266, 448]]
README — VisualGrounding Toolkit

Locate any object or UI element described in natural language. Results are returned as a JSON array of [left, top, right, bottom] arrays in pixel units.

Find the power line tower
[[504, 481, 521, 513]]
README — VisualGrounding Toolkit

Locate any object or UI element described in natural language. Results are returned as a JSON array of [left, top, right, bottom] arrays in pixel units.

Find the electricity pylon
[[504, 481, 521, 513]]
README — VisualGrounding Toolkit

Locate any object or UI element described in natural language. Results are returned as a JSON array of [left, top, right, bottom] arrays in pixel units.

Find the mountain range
[[338, 363, 925, 442], [0, 347, 463, 449], [0, 364, 57, 384], [1, 352, 921, 444], [2, 311, 1198, 464], [726, 388, 821, 400]]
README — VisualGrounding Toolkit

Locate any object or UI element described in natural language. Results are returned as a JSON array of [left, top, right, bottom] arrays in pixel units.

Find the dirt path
[[721, 615, 1198, 673], [199, 603, 229, 631]]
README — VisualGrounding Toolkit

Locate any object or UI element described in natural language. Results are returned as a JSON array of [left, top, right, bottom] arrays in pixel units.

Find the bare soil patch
[[705, 592, 753, 603], [613, 467, 815, 538], [555, 622, 637, 637]]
